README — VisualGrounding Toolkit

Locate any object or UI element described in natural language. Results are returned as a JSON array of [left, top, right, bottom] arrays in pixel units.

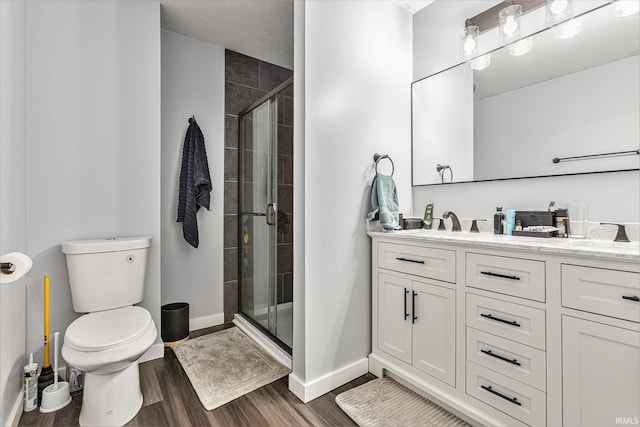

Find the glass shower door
[[239, 98, 279, 336]]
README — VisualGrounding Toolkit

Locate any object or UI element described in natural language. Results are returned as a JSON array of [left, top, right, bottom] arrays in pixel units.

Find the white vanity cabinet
[[369, 231, 640, 427], [560, 264, 640, 427], [562, 316, 639, 427], [376, 242, 456, 387]]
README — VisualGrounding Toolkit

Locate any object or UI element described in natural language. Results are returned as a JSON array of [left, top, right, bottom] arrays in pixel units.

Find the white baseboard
[[6, 387, 23, 427], [189, 312, 224, 331], [233, 314, 292, 369], [288, 357, 369, 403], [139, 343, 164, 363]]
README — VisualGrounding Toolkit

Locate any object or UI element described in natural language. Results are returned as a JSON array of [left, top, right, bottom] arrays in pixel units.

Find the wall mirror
[[412, 2, 640, 186]]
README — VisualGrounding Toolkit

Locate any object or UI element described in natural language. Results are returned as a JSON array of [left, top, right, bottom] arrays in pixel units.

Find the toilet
[[61, 236, 157, 427]]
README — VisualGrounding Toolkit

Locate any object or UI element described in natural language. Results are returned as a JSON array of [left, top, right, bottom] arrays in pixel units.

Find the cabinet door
[[563, 316, 640, 427], [378, 272, 412, 364], [412, 280, 456, 386]]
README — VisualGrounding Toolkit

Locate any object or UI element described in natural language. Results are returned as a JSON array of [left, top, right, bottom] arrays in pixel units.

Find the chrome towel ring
[[373, 153, 394, 176]]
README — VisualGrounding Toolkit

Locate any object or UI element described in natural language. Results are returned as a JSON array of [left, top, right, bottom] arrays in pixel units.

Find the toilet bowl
[[62, 306, 157, 426], [61, 236, 156, 426]]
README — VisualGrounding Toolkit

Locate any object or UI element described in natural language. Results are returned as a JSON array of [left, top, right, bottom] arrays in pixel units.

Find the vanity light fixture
[[546, 0, 572, 24], [546, 0, 582, 39], [499, 4, 522, 45], [461, 22, 479, 59], [612, 0, 640, 17]]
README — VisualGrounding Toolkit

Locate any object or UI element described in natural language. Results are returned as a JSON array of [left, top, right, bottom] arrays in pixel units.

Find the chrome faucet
[[442, 211, 462, 232]]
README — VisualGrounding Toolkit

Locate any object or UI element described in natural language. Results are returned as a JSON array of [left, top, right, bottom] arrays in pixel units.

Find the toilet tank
[[61, 236, 151, 313]]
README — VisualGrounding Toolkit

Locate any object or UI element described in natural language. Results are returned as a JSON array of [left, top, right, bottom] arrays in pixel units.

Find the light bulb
[[470, 54, 491, 70], [613, 0, 640, 17], [549, 0, 569, 15], [555, 18, 582, 39], [503, 15, 518, 35], [509, 37, 533, 56], [463, 36, 476, 54]]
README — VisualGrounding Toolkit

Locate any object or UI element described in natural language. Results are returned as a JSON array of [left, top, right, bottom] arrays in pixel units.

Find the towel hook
[[373, 153, 394, 176], [188, 115, 196, 124]]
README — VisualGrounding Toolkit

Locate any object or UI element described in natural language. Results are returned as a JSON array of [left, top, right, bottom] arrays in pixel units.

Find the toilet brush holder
[[40, 332, 71, 413], [40, 381, 71, 413]]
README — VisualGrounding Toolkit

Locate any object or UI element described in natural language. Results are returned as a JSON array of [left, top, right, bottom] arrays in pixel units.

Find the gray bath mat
[[173, 327, 290, 410], [336, 376, 470, 427]]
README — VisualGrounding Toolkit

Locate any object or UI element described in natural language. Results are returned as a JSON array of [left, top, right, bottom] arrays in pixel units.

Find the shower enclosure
[[238, 77, 293, 351]]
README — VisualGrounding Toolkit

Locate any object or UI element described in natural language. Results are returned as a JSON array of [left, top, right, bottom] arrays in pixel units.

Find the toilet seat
[[65, 306, 153, 352]]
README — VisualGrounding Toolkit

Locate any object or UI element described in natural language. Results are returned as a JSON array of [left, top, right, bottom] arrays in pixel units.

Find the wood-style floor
[[19, 323, 374, 427]]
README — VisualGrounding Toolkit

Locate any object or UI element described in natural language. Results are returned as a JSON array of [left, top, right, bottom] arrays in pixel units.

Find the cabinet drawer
[[466, 293, 546, 350], [466, 253, 545, 302], [378, 242, 455, 283], [466, 327, 546, 392], [466, 361, 546, 426], [562, 265, 640, 323]]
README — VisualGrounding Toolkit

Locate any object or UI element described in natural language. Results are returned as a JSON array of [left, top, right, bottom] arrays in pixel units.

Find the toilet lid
[[65, 306, 153, 351]]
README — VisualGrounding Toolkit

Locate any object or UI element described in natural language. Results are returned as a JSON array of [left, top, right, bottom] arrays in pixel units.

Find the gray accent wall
[[22, 0, 162, 362], [0, 2, 27, 424], [161, 30, 225, 324], [224, 50, 293, 322]]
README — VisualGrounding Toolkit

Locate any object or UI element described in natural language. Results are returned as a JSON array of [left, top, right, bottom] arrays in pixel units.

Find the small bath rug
[[336, 376, 470, 427], [173, 327, 289, 410]]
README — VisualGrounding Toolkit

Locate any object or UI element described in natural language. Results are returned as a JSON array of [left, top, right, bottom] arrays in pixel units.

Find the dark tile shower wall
[[224, 50, 293, 322]]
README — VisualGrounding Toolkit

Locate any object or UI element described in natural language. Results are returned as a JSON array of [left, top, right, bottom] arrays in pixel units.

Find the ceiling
[[159, 0, 436, 71], [159, 0, 294, 69], [391, 0, 434, 14]]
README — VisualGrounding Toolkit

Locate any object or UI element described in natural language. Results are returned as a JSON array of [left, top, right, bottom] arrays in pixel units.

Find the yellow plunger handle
[[44, 275, 50, 367]]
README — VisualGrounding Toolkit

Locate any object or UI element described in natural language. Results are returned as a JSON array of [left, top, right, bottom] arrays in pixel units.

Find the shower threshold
[[233, 313, 292, 369]]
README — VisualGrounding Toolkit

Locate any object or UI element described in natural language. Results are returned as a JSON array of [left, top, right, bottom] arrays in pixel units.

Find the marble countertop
[[368, 229, 640, 262]]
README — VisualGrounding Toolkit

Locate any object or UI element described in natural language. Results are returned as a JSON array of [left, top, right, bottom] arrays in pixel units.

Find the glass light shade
[[508, 37, 533, 56], [499, 4, 522, 45], [470, 54, 491, 70], [546, 0, 573, 25], [461, 25, 479, 59], [555, 17, 583, 39], [612, 0, 640, 17]]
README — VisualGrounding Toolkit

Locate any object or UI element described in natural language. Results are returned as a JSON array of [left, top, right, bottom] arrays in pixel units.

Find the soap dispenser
[[494, 207, 505, 235]]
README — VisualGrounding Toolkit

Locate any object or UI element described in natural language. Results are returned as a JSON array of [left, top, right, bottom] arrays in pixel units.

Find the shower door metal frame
[[237, 77, 293, 354]]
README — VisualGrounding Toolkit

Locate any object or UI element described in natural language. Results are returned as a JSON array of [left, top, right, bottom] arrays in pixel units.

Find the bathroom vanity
[[368, 230, 640, 426]]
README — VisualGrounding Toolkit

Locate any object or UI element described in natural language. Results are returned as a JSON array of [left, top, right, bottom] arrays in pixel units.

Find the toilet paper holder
[[1, 262, 16, 274], [1, 252, 33, 284]]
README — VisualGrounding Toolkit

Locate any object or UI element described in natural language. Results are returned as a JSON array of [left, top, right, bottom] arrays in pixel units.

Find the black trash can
[[161, 302, 189, 346]]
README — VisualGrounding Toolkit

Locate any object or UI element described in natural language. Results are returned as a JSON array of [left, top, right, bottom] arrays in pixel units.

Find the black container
[[493, 207, 505, 235], [161, 302, 189, 345]]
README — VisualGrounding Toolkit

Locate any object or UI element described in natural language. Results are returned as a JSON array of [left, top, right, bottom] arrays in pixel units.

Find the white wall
[[291, 0, 412, 400], [0, 2, 27, 425], [161, 30, 225, 327], [24, 0, 162, 361], [412, 0, 640, 225]]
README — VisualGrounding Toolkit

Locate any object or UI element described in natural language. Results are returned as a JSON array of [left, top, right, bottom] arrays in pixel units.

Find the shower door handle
[[266, 203, 277, 226]]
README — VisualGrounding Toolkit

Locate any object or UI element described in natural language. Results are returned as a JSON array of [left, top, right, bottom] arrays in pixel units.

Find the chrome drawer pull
[[480, 385, 522, 406], [622, 295, 640, 302], [481, 349, 521, 366], [396, 257, 425, 264], [480, 313, 521, 327], [481, 271, 520, 280]]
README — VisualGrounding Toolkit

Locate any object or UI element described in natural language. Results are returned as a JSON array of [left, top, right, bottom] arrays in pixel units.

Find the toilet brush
[[39, 332, 71, 413], [38, 275, 54, 404]]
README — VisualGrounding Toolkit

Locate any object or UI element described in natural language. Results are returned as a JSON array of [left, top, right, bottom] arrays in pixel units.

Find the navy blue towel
[[177, 120, 212, 248]]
